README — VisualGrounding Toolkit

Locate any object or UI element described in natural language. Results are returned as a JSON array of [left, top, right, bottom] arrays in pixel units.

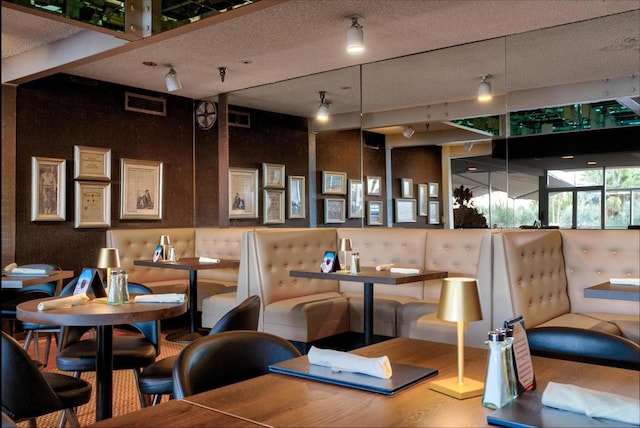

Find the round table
[[17, 296, 187, 421]]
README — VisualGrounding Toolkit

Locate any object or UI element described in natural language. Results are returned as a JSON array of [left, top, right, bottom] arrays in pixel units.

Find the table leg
[[166, 270, 205, 343], [96, 325, 113, 421], [363, 282, 373, 345]]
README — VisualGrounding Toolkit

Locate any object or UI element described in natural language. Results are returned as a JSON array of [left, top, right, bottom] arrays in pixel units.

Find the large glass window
[[576, 190, 601, 229], [549, 191, 573, 228]]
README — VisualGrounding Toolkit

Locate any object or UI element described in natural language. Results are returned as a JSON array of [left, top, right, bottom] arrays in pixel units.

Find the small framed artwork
[[401, 178, 413, 198], [31, 156, 66, 221], [322, 171, 347, 195], [73, 145, 111, 181], [324, 198, 346, 223], [367, 176, 382, 196], [74, 181, 111, 228], [418, 184, 429, 216], [120, 158, 163, 220], [264, 189, 285, 224], [320, 251, 340, 273], [348, 179, 364, 218], [429, 182, 439, 198], [395, 198, 417, 223], [262, 163, 285, 189], [288, 175, 305, 219], [367, 201, 384, 226], [429, 201, 440, 224], [229, 168, 259, 219]]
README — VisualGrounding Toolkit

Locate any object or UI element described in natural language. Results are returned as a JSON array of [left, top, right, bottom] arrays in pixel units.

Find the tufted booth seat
[[106, 227, 259, 312]]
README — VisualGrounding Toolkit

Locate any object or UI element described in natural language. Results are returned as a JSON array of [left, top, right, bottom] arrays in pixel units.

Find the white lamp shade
[[346, 23, 364, 53], [165, 68, 182, 92], [477, 79, 492, 101], [317, 103, 330, 121]]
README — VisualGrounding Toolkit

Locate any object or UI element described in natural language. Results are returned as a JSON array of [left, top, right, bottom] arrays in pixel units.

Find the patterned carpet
[[17, 328, 189, 427]]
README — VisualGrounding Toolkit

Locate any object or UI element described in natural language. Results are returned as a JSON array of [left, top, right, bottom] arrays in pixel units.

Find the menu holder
[[74, 268, 107, 298], [320, 251, 341, 273], [504, 315, 536, 395]]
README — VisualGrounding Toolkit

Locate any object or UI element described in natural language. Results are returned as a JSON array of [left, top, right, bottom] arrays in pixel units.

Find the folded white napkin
[[542, 381, 640, 425], [11, 267, 50, 275], [375, 263, 395, 271], [307, 346, 392, 379], [610, 278, 640, 286], [134, 293, 186, 303], [198, 257, 220, 264], [37, 294, 90, 311], [390, 267, 421, 274]]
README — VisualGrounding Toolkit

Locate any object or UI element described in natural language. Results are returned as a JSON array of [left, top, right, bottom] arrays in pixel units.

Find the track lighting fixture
[[165, 67, 182, 92], [317, 91, 330, 121], [219, 67, 227, 82], [402, 125, 415, 139], [346, 16, 364, 54], [477, 74, 492, 102]]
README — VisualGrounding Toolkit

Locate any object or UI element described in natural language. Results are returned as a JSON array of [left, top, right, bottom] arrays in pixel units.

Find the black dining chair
[[137, 295, 261, 406], [56, 282, 160, 410], [1, 332, 92, 428], [173, 330, 301, 400]]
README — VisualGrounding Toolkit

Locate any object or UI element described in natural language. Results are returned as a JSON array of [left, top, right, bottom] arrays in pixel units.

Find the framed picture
[[395, 198, 417, 223], [262, 163, 285, 189], [73, 145, 111, 181], [120, 158, 163, 220], [429, 182, 439, 198], [74, 181, 111, 228], [320, 251, 339, 273], [401, 178, 413, 198], [322, 171, 347, 195], [324, 198, 346, 223], [418, 184, 429, 216], [367, 201, 384, 226], [367, 176, 382, 196], [288, 175, 305, 219], [31, 156, 66, 221], [229, 168, 259, 219], [429, 201, 440, 224], [348, 179, 364, 218], [263, 189, 285, 224]]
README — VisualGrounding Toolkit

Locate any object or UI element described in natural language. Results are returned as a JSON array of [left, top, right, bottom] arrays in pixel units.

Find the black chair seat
[[138, 357, 175, 394], [42, 372, 92, 408], [57, 336, 157, 372]]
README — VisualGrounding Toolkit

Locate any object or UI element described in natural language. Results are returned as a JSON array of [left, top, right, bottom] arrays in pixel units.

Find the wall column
[[218, 93, 229, 227]]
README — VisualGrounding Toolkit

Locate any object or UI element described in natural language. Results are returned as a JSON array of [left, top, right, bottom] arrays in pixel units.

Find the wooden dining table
[[1, 270, 74, 294], [17, 295, 187, 421]]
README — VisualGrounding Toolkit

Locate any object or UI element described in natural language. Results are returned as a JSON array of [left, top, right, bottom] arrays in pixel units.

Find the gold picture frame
[[31, 156, 66, 221], [262, 163, 285, 189], [288, 175, 306, 219], [74, 181, 111, 228], [264, 189, 285, 224], [73, 145, 111, 181], [229, 168, 259, 219], [119, 158, 163, 220]]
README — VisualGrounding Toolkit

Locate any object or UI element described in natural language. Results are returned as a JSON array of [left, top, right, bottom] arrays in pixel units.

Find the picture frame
[[324, 198, 346, 223], [73, 268, 106, 298], [288, 175, 306, 219], [428, 182, 439, 198], [322, 171, 347, 195], [229, 168, 259, 219], [395, 198, 417, 223], [401, 178, 413, 198], [348, 179, 364, 218], [418, 184, 429, 216], [429, 201, 440, 224], [31, 156, 66, 221], [262, 163, 285, 189], [74, 181, 111, 228], [367, 201, 384, 226], [367, 176, 382, 196], [320, 251, 340, 273], [73, 145, 111, 181], [120, 158, 163, 220], [263, 189, 285, 224]]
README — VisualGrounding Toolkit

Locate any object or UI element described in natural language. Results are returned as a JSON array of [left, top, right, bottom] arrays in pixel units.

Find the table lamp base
[[429, 376, 484, 400]]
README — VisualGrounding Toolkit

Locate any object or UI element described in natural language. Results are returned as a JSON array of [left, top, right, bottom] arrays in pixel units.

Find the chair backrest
[[1, 332, 62, 421], [173, 330, 301, 399], [208, 295, 260, 335]]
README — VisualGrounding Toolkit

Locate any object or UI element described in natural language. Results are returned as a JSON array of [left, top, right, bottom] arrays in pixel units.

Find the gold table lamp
[[97, 247, 121, 292], [429, 277, 484, 399], [338, 238, 352, 272]]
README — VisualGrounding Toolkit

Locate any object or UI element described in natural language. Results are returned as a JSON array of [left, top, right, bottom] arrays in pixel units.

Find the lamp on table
[[338, 238, 352, 272], [429, 277, 484, 399], [97, 248, 121, 293]]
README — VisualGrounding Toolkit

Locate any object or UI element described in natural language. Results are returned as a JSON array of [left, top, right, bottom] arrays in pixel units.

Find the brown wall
[[2, 85, 17, 268]]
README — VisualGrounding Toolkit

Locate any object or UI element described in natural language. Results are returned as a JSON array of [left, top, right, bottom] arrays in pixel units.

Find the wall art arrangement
[[288, 175, 305, 219], [229, 168, 259, 219], [31, 156, 66, 222], [120, 158, 163, 220], [72, 145, 112, 228]]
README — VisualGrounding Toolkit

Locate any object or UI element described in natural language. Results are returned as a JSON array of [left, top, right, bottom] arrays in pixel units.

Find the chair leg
[[63, 408, 81, 428], [23, 330, 40, 362], [132, 368, 148, 408], [26, 417, 37, 428], [43, 332, 53, 367], [152, 394, 162, 406]]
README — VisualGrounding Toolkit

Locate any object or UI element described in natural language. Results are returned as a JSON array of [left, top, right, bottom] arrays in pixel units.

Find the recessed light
[[561, 155, 574, 159], [467, 166, 477, 171], [587, 160, 597, 165]]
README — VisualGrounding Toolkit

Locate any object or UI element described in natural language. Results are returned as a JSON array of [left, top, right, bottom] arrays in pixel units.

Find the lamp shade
[[165, 68, 182, 92], [437, 277, 483, 322], [477, 75, 492, 102], [159, 235, 171, 245], [346, 18, 364, 53], [317, 102, 330, 121], [97, 248, 121, 269], [338, 238, 352, 252]]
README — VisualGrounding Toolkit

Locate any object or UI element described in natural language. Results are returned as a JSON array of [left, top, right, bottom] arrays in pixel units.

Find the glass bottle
[[499, 327, 518, 400], [482, 329, 511, 409], [108, 269, 129, 305], [350, 252, 360, 274]]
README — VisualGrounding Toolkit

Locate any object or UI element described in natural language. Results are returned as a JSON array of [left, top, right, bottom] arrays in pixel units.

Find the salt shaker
[[108, 269, 129, 305], [350, 252, 360, 274], [499, 327, 518, 400], [482, 329, 511, 409]]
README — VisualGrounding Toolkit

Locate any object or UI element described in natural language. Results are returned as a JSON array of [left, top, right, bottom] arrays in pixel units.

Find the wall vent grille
[[229, 110, 250, 128], [125, 92, 166, 116]]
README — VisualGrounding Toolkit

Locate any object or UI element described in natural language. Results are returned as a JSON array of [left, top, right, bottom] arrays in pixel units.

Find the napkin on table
[[390, 267, 421, 274], [307, 346, 392, 379], [198, 257, 220, 264], [37, 294, 90, 311], [542, 381, 640, 425], [11, 267, 50, 275], [609, 278, 640, 286], [134, 293, 186, 303], [375, 264, 395, 271]]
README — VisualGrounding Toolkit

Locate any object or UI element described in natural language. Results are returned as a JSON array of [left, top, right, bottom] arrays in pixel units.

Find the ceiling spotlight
[[165, 67, 182, 92], [346, 16, 364, 54], [477, 74, 492, 102], [464, 142, 474, 151], [317, 91, 330, 121], [402, 125, 415, 139]]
